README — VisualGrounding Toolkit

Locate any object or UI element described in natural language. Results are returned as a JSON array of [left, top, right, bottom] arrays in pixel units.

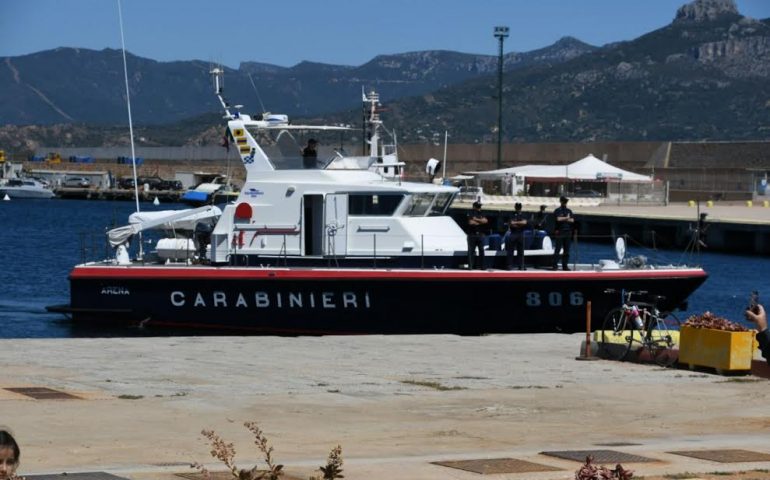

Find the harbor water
[[0, 199, 765, 338]]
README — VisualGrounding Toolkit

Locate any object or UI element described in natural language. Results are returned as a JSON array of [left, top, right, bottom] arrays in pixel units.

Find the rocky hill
[[1, 0, 768, 153], [336, 0, 770, 143]]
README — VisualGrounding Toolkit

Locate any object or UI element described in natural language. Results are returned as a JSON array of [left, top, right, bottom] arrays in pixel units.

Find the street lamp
[[493, 26, 509, 170]]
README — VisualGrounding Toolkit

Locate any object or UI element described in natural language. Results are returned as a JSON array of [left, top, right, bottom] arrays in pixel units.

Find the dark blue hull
[[52, 265, 708, 335]]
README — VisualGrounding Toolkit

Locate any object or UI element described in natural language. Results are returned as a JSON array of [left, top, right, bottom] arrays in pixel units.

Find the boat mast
[[117, 0, 143, 258], [117, 0, 140, 216], [364, 90, 381, 159], [211, 67, 241, 120]]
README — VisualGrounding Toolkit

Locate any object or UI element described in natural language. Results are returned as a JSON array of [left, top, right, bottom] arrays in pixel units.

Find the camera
[[748, 290, 760, 315]]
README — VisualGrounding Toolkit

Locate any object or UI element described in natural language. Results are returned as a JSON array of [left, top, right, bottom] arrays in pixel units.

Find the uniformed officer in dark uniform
[[467, 201, 488, 269], [552, 196, 575, 270], [505, 202, 528, 270], [302, 138, 318, 169], [532, 204, 548, 231]]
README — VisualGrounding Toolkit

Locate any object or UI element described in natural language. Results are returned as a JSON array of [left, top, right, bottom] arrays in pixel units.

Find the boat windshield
[[403, 192, 455, 217], [248, 126, 350, 170], [431, 192, 454, 215]]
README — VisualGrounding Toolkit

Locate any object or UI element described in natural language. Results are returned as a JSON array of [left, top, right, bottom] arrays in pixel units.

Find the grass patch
[[400, 379, 466, 391], [117, 394, 144, 400], [716, 378, 763, 383], [509, 385, 549, 389], [663, 473, 701, 479]]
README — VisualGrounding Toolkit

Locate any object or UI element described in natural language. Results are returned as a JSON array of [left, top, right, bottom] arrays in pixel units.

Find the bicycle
[[599, 289, 682, 367]]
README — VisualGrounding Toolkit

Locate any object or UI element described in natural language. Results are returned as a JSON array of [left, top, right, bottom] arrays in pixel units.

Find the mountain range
[[0, 36, 595, 126], [1, 0, 769, 152]]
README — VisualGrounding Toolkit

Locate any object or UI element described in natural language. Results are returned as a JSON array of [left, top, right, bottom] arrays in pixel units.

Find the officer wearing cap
[[505, 202, 528, 270], [467, 201, 488, 269], [302, 138, 318, 169], [532, 204, 548, 231], [552, 196, 575, 270]]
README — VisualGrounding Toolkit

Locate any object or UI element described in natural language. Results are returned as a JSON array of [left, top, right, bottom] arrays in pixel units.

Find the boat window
[[429, 192, 454, 216], [348, 194, 404, 216], [247, 126, 348, 170], [403, 193, 435, 217]]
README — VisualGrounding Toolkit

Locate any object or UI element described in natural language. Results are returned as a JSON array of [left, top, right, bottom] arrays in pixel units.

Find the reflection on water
[[0, 199, 764, 338]]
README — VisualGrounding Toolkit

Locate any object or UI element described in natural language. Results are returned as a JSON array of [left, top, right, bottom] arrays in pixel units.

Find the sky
[[1, 0, 769, 69]]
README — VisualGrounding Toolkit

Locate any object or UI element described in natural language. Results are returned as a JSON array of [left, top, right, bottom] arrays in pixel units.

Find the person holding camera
[[746, 303, 770, 365]]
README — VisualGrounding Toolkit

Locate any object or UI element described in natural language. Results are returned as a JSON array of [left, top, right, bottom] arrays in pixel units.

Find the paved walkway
[[1, 334, 769, 479]]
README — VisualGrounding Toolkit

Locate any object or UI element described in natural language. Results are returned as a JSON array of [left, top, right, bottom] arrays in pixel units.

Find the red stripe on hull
[[70, 265, 707, 281]]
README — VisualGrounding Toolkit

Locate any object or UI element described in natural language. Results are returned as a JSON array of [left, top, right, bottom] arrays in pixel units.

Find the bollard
[[688, 200, 695, 207], [747, 200, 753, 207], [764, 200, 769, 208], [706, 200, 713, 208], [576, 300, 598, 361]]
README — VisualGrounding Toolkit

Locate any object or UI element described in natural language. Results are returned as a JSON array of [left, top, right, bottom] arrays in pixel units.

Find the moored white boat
[[0, 178, 56, 199], [47, 70, 708, 334]]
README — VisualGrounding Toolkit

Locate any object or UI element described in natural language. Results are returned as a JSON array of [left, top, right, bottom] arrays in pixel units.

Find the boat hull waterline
[[0, 186, 55, 199], [54, 265, 708, 334]]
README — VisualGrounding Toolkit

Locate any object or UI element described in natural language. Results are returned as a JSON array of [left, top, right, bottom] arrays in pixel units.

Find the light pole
[[494, 26, 509, 170]]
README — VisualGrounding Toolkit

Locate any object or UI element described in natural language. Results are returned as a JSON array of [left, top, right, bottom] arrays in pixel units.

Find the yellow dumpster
[[679, 326, 754, 373]]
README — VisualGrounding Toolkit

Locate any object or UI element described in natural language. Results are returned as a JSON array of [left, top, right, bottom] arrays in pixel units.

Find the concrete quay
[[1, 334, 769, 479], [575, 203, 770, 254], [453, 202, 770, 254]]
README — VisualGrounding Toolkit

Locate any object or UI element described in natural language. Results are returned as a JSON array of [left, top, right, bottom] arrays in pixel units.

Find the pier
[[452, 202, 770, 254], [54, 186, 182, 202]]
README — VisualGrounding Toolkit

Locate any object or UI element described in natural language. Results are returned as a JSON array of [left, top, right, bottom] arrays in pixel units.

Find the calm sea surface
[[0, 199, 766, 338]]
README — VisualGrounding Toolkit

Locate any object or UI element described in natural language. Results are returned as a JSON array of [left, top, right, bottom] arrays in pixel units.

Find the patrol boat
[[47, 70, 707, 334]]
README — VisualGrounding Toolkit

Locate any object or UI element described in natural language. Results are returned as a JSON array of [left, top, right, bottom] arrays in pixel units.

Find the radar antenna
[[210, 67, 242, 119]]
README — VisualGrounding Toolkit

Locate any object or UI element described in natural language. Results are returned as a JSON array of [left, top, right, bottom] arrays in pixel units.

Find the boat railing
[[78, 230, 115, 265], [75, 226, 699, 271]]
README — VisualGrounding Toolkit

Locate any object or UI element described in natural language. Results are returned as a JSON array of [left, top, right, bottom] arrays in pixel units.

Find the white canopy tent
[[465, 154, 652, 183]]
